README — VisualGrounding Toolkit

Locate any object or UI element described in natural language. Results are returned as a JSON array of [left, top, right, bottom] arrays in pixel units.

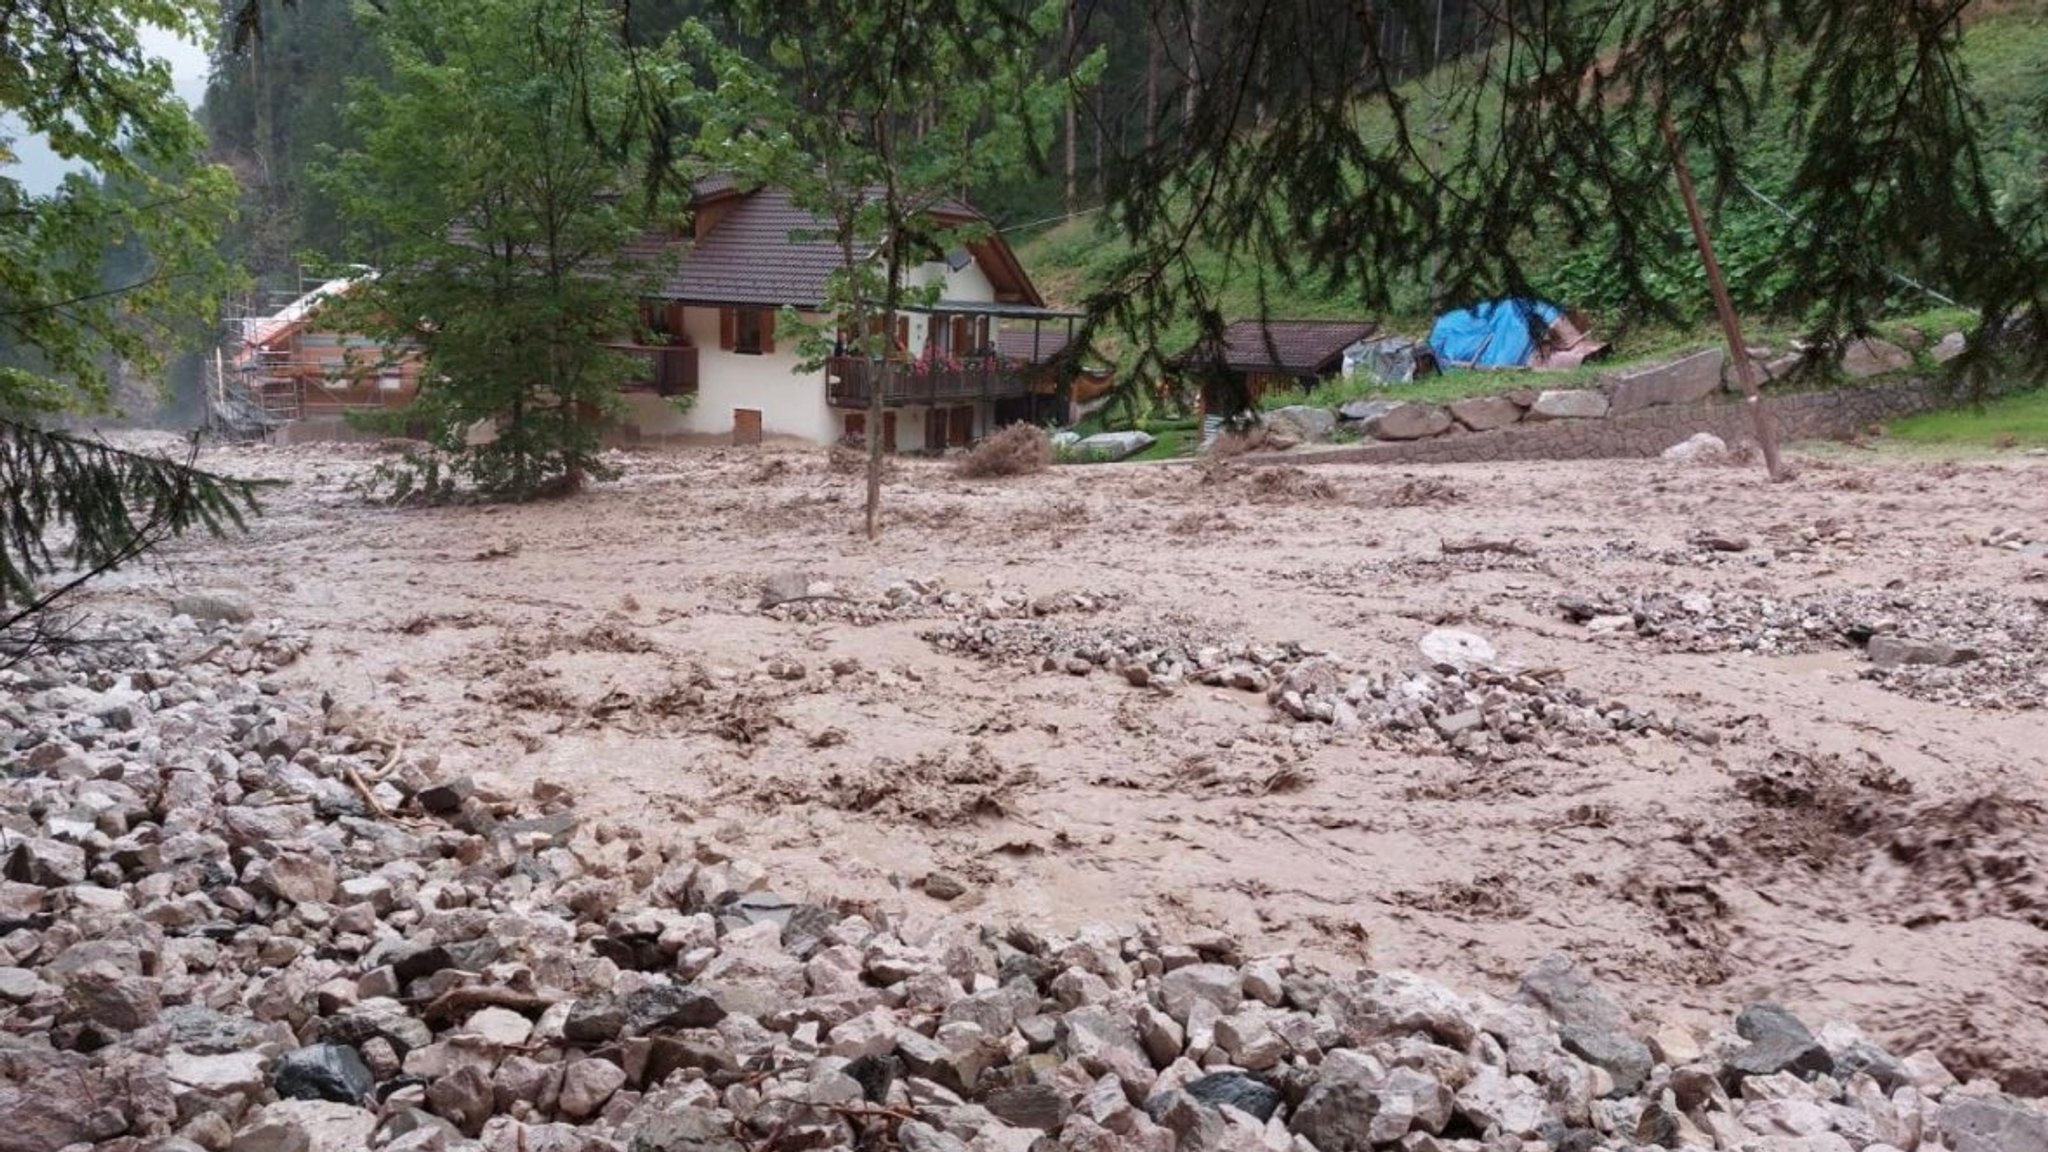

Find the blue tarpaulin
[[1429, 298, 1565, 369]]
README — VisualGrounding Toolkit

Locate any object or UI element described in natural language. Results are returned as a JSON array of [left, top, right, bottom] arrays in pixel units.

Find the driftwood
[[1440, 536, 1537, 557], [418, 984, 565, 1029]]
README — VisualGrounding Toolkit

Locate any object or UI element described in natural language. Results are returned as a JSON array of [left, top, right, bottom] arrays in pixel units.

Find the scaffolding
[[208, 270, 404, 439]]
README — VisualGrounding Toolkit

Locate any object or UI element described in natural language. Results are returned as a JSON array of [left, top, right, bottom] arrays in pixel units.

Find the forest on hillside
[[201, 0, 1511, 299]]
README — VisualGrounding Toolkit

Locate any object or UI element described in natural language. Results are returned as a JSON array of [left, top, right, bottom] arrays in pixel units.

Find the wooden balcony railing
[[826, 355, 1030, 409], [614, 344, 699, 396]]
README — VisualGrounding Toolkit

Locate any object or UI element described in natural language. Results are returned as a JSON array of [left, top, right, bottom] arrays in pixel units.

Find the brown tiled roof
[[1180, 319, 1378, 375], [662, 184, 1037, 308], [664, 188, 854, 307], [996, 324, 1074, 365]]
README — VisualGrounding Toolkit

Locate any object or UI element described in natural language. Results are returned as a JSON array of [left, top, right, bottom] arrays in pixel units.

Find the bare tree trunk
[[1144, 1, 1160, 150], [1183, 0, 1201, 126], [866, 351, 886, 539], [1063, 0, 1078, 215], [1661, 113, 1784, 482]]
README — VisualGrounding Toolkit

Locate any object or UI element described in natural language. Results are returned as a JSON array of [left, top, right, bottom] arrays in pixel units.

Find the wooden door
[[882, 411, 898, 453], [732, 408, 763, 446], [948, 405, 974, 447], [924, 410, 948, 453]]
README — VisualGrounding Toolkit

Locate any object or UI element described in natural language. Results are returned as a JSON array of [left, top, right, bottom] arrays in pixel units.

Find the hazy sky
[[3, 23, 214, 196]]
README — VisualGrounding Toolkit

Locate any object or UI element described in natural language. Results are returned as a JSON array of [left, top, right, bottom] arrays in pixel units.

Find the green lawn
[[1884, 388, 2048, 448]]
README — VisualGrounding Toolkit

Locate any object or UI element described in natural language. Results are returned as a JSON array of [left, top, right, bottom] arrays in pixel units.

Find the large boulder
[[1726, 1003, 1834, 1082], [1605, 347, 1724, 415], [1265, 405, 1337, 444], [230, 1099, 378, 1152], [1932, 332, 1968, 364], [1072, 430, 1155, 462], [1517, 954, 1652, 1094], [1448, 394, 1525, 432], [1339, 398, 1400, 424], [1364, 402, 1454, 441], [1527, 389, 1609, 421], [1938, 1094, 2048, 1152], [1841, 338, 1912, 378], [1662, 432, 1729, 463]]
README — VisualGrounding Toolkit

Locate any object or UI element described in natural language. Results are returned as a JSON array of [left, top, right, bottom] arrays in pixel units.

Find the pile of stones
[[923, 617, 1712, 760], [761, 573, 1115, 628], [3, 605, 2045, 1152], [1553, 588, 2045, 710]]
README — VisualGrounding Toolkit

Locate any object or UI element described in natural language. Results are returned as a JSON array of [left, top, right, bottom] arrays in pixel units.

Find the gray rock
[[253, 852, 337, 905], [1517, 953, 1652, 1094], [1527, 389, 1609, 421], [986, 1083, 1070, 1132], [1418, 628, 1496, 671], [424, 1064, 494, 1136], [1867, 635, 1978, 669], [5, 837, 87, 886], [1728, 1003, 1834, 1082], [1183, 1072, 1282, 1122], [1339, 398, 1400, 423], [1662, 432, 1729, 462], [555, 1057, 626, 1120], [563, 995, 626, 1044], [0, 963, 49, 1000], [64, 970, 162, 1032], [415, 776, 475, 814], [1937, 1093, 2048, 1152], [1266, 405, 1339, 444], [897, 1120, 974, 1152], [1454, 1064, 1550, 1137], [1158, 963, 1242, 1024], [1448, 394, 1525, 432], [1329, 970, 1477, 1048], [272, 1043, 376, 1105], [1366, 402, 1455, 441], [1375, 1066, 1454, 1139], [1146, 1089, 1227, 1150], [172, 592, 255, 624], [171, 1051, 274, 1098], [231, 1100, 378, 1152], [622, 1103, 746, 1152], [1073, 430, 1155, 462], [622, 983, 725, 1034], [1841, 338, 1912, 378], [1605, 347, 1725, 415], [1291, 1058, 1380, 1151], [1832, 1041, 1909, 1093], [1933, 332, 1968, 364], [923, 871, 967, 901]]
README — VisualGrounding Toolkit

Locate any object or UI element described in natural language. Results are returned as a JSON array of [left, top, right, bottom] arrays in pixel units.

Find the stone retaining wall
[[1267, 378, 1952, 466]]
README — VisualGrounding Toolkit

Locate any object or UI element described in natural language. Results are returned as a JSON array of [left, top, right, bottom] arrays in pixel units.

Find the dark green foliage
[[320, 0, 670, 501], [1077, 1, 2046, 398], [0, 422, 266, 614]]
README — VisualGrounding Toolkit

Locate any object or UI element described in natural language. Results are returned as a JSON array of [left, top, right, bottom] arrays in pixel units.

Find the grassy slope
[[1886, 388, 2048, 448], [1015, 6, 2048, 410]]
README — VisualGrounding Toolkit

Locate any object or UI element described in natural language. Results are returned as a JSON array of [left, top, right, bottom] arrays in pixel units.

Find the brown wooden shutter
[[760, 310, 776, 355], [894, 317, 909, 353], [719, 308, 735, 350]]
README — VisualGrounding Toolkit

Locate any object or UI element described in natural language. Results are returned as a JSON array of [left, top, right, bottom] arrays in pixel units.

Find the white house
[[613, 182, 1079, 451]]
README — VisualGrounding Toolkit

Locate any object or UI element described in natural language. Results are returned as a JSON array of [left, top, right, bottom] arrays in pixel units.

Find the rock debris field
[[5, 436, 2046, 1152]]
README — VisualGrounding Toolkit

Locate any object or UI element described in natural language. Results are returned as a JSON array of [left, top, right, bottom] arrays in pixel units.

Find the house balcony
[[826, 355, 1032, 409], [613, 344, 699, 396]]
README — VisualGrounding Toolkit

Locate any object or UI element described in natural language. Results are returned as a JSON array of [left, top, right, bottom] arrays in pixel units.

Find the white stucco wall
[[618, 251, 1006, 447]]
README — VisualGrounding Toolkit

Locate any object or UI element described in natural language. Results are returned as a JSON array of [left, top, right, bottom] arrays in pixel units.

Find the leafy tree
[[0, 0, 259, 615], [1083, 1, 2046, 404], [321, 0, 675, 500], [687, 0, 1074, 537]]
